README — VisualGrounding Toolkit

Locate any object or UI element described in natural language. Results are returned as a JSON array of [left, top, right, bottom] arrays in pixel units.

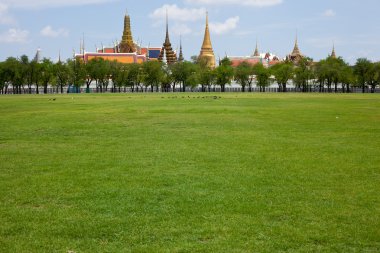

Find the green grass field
[[0, 93, 379, 252]]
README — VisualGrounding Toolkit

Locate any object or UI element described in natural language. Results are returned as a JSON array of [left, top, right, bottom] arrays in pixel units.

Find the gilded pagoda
[[198, 12, 216, 69]]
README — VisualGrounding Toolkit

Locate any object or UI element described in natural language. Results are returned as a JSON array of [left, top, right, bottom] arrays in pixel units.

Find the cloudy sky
[[0, 0, 379, 64]]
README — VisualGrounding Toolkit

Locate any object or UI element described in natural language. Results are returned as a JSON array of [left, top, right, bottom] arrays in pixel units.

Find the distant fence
[[1, 86, 378, 95]]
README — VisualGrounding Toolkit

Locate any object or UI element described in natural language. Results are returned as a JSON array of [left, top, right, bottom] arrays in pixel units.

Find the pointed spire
[[253, 38, 260, 57], [292, 31, 301, 55], [331, 43, 336, 58], [120, 11, 136, 53], [82, 32, 85, 54], [58, 50, 61, 63], [199, 11, 215, 68], [158, 10, 177, 64], [178, 35, 184, 62], [289, 30, 304, 64], [165, 9, 170, 44]]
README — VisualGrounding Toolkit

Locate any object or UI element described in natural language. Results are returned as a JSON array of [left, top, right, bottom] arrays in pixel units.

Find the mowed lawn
[[0, 93, 379, 252]]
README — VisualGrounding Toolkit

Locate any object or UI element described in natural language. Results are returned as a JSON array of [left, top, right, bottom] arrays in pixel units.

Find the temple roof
[[291, 34, 302, 56]]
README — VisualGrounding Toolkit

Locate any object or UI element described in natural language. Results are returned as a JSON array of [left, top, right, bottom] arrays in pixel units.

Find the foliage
[[271, 61, 294, 92], [252, 63, 271, 92], [142, 61, 163, 92], [293, 57, 314, 92], [234, 61, 254, 92], [215, 57, 234, 92]]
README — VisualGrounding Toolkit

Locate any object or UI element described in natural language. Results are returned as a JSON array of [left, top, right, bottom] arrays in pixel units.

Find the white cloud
[[40, 25, 69, 38], [150, 4, 206, 22], [0, 28, 29, 43], [186, 0, 282, 7], [323, 9, 336, 17], [1, 0, 116, 9], [171, 24, 192, 36], [0, 3, 16, 25], [209, 16, 240, 35]]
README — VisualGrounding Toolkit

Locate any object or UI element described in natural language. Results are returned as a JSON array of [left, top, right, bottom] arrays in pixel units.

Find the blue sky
[[0, 0, 379, 64]]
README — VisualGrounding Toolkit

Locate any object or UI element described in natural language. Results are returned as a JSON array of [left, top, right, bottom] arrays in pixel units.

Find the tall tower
[[331, 44, 336, 58], [199, 12, 215, 68], [178, 36, 184, 62], [288, 33, 303, 64], [158, 11, 177, 64], [119, 10, 136, 53], [253, 39, 260, 57]]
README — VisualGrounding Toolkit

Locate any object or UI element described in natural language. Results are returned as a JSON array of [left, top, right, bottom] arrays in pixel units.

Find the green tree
[[235, 62, 254, 92], [90, 58, 110, 93], [171, 61, 196, 92], [340, 65, 355, 93], [198, 65, 215, 92], [127, 63, 142, 92], [142, 61, 163, 92], [373, 62, 380, 93], [215, 57, 234, 92], [366, 62, 380, 93], [84, 59, 97, 93], [354, 58, 372, 93], [161, 66, 173, 92], [2, 57, 21, 94], [293, 57, 314, 92], [39, 58, 54, 94], [252, 63, 271, 92], [68, 58, 85, 93], [109, 61, 123, 92], [271, 61, 294, 92], [0, 61, 6, 94], [54, 61, 69, 94]]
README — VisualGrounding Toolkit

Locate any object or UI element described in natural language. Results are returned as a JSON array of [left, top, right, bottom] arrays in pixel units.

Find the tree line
[[0, 55, 379, 94]]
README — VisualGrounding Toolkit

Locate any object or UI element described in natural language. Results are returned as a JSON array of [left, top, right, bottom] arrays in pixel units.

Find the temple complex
[[158, 12, 177, 64], [75, 12, 162, 64], [198, 12, 216, 69]]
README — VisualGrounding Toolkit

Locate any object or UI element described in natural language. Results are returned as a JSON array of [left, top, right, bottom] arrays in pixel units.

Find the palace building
[[228, 41, 280, 68]]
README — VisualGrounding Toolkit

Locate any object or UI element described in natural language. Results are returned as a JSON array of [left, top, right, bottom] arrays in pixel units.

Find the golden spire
[[199, 11, 215, 68], [120, 11, 136, 53], [253, 38, 260, 57]]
